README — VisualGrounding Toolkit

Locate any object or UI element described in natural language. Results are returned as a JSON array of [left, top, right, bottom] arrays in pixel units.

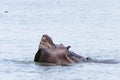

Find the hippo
[[34, 34, 118, 65]]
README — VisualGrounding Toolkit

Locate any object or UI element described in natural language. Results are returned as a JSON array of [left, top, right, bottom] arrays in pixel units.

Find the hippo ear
[[66, 45, 71, 49]]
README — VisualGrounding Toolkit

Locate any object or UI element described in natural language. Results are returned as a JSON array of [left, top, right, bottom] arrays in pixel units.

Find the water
[[0, 0, 120, 80]]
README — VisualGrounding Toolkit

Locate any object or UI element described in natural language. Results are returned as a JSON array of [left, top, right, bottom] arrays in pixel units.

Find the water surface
[[0, 0, 120, 80]]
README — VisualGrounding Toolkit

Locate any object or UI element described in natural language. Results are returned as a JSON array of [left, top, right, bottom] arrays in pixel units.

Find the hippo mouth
[[39, 34, 71, 49], [39, 34, 55, 49]]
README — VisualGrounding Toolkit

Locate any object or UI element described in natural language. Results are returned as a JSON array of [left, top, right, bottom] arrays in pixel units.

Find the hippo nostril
[[43, 34, 47, 37]]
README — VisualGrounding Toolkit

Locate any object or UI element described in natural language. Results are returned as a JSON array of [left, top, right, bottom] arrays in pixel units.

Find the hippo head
[[34, 34, 75, 65], [34, 35, 118, 65]]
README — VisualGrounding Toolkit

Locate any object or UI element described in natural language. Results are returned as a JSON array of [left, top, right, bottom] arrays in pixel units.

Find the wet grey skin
[[34, 35, 118, 65]]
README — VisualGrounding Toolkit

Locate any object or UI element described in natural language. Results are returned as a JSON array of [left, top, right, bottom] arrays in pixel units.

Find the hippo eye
[[60, 44, 63, 45]]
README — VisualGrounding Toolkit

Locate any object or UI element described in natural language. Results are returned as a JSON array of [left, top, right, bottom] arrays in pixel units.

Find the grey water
[[0, 0, 120, 80]]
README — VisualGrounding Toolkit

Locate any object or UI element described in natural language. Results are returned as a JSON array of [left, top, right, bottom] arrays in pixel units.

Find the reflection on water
[[1, 0, 120, 80]]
